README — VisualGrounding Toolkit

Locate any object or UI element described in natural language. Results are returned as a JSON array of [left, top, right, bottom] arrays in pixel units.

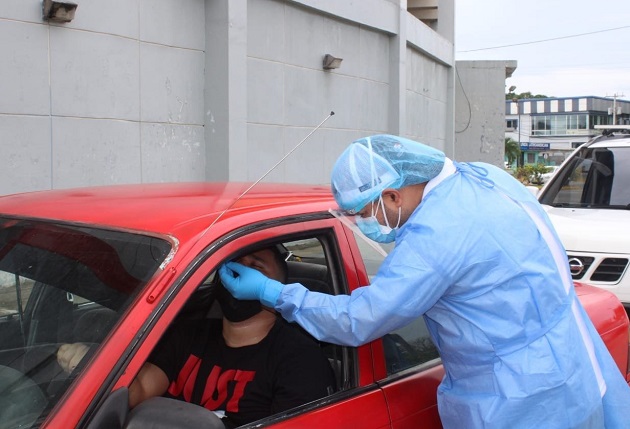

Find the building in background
[[1, 0, 510, 196], [454, 60, 517, 167], [505, 96, 630, 167]]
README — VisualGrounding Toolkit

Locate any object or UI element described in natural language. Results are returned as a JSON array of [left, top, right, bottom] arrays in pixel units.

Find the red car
[[0, 182, 628, 429]]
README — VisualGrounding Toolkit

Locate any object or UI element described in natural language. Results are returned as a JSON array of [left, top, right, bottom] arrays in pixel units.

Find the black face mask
[[215, 283, 262, 322]]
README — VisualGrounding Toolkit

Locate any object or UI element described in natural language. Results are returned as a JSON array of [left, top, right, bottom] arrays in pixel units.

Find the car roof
[[588, 138, 630, 149], [0, 182, 334, 237], [586, 130, 630, 148]]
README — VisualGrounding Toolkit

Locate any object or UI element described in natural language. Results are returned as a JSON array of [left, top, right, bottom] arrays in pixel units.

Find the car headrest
[[73, 307, 118, 343], [286, 261, 331, 294]]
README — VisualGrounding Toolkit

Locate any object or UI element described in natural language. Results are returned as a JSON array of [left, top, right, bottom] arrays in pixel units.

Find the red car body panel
[[0, 182, 627, 429], [269, 390, 392, 429], [0, 183, 331, 237], [381, 364, 444, 429], [574, 282, 630, 381]]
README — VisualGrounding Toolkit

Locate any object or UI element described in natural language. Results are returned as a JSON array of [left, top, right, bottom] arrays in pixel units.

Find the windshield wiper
[[550, 203, 580, 208], [574, 204, 630, 210]]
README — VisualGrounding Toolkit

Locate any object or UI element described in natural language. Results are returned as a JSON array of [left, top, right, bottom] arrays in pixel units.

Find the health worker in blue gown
[[220, 134, 630, 428]]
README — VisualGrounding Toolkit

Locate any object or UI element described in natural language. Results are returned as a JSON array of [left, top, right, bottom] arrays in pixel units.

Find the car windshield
[[0, 217, 172, 428], [539, 146, 630, 209]]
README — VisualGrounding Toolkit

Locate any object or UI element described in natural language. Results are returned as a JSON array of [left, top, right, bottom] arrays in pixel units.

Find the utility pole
[[607, 93, 625, 125], [512, 98, 522, 167]]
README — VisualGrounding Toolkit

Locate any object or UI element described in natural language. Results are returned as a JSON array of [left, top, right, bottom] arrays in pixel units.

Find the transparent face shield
[[328, 208, 391, 258]]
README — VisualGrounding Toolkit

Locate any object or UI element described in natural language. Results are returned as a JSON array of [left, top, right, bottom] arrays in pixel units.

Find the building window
[[532, 114, 589, 135], [589, 115, 610, 128], [506, 119, 518, 129], [567, 115, 587, 130], [533, 116, 551, 134]]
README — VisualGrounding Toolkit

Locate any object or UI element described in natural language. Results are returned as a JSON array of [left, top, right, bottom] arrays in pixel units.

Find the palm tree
[[504, 137, 520, 167]]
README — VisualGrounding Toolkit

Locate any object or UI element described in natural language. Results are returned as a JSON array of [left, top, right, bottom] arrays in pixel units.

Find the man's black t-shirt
[[149, 318, 335, 428]]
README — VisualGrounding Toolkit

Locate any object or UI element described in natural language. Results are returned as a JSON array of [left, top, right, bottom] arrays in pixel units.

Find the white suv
[[537, 126, 630, 312]]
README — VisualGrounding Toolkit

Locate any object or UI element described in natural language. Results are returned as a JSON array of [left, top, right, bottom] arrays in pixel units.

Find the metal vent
[[567, 255, 594, 279], [591, 258, 629, 282]]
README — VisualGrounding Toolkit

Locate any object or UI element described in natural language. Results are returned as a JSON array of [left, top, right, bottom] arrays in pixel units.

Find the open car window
[[186, 233, 353, 390], [127, 228, 356, 429], [349, 231, 440, 376], [0, 218, 172, 428]]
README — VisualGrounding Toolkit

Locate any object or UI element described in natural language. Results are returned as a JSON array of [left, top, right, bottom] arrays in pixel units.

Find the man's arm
[[128, 362, 170, 408], [58, 344, 170, 408], [57, 343, 91, 373]]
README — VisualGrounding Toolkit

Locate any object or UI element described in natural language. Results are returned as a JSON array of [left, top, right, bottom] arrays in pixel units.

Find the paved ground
[[0, 281, 33, 316]]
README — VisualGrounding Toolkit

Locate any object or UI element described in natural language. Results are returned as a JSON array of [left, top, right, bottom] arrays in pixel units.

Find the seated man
[[58, 246, 336, 428]]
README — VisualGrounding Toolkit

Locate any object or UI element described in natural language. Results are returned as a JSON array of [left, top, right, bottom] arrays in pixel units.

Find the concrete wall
[[243, 0, 396, 183], [1, 0, 456, 195], [454, 60, 517, 166], [0, 0, 206, 195]]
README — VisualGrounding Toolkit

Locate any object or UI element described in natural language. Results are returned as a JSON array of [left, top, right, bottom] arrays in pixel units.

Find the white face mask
[[355, 195, 401, 243]]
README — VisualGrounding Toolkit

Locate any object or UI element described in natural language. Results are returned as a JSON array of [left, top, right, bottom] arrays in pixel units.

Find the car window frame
[[539, 144, 630, 208], [100, 214, 382, 429]]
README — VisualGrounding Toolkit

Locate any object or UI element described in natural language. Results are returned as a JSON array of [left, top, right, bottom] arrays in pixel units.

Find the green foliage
[[505, 91, 550, 100], [504, 138, 520, 166], [514, 163, 550, 185]]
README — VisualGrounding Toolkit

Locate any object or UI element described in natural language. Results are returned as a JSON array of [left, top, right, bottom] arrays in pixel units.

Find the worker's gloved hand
[[219, 262, 283, 307]]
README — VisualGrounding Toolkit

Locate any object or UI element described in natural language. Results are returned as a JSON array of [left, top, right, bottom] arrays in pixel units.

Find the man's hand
[[219, 261, 283, 307], [57, 343, 90, 373]]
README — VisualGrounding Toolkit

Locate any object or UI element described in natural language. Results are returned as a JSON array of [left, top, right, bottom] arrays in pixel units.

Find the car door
[[97, 215, 392, 429], [202, 217, 392, 429]]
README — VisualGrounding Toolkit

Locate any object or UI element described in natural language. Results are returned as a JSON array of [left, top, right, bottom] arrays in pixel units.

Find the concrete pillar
[[441, 0, 455, 158], [204, 0, 248, 181], [388, 0, 407, 135]]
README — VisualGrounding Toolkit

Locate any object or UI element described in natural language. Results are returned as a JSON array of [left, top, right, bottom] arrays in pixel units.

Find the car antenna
[[205, 111, 335, 230]]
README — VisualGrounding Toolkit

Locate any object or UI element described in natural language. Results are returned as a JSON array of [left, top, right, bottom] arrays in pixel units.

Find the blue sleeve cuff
[[260, 279, 284, 307]]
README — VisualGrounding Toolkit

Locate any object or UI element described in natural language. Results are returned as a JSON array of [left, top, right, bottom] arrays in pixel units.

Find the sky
[[455, 0, 630, 100]]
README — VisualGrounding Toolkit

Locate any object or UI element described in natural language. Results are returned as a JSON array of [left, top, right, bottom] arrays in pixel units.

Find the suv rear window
[[539, 146, 630, 209]]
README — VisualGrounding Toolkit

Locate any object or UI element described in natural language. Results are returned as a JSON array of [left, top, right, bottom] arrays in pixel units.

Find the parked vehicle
[[0, 182, 628, 429], [537, 126, 630, 315], [540, 165, 560, 184]]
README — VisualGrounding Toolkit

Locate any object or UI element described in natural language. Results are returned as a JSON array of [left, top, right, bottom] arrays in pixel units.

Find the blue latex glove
[[218, 261, 283, 307]]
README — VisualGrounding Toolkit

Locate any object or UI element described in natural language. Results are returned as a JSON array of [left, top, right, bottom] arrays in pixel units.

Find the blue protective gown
[[276, 160, 630, 428]]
